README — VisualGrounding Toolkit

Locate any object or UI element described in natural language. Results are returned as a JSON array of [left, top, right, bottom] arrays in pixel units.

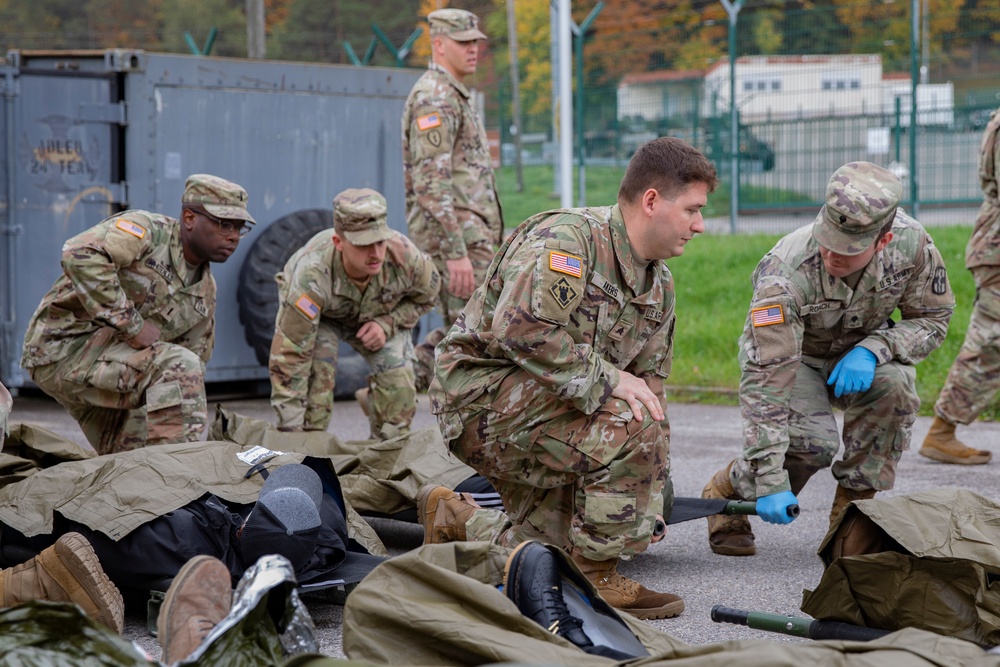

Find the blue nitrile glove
[[827, 347, 877, 398], [756, 491, 799, 525]]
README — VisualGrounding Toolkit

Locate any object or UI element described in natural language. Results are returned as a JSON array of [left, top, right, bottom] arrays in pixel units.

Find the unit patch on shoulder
[[417, 113, 442, 131], [931, 266, 948, 295], [549, 251, 583, 278], [115, 218, 146, 239], [294, 294, 320, 320], [751, 304, 784, 327], [549, 276, 579, 308]]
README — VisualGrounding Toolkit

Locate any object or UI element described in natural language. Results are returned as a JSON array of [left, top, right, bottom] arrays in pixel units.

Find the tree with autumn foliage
[[833, 0, 966, 71]]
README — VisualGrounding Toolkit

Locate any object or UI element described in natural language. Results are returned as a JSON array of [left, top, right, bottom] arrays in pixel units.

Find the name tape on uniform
[[549, 251, 583, 278], [751, 304, 784, 327], [115, 218, 146, 239], [295, 294, 320, 320], [591, 271, 624, 306], [417, 113, 442, 131]]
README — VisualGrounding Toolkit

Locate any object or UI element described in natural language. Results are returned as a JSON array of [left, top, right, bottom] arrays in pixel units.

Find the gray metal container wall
[[0, 49, 421, 390]]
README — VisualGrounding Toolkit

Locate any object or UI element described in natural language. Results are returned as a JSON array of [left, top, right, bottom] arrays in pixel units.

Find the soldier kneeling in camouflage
[[426, 137, 719, 620], [703, 161, 955, 557], [21, 174, 255, 454], [269, 188, 439, 439]]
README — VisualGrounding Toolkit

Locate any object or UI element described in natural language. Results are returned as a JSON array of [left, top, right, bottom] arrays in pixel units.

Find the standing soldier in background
[[399, 7, 503, 394], [269, 188, 439, 439], [703, 162, 954, 557], [20, 175, 255, 454], [918, 106, 1000, 465]]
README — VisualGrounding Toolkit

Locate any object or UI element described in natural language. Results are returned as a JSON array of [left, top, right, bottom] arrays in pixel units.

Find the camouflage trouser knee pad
[[144, 345, 207, 446], [369, 365, 417, 439]]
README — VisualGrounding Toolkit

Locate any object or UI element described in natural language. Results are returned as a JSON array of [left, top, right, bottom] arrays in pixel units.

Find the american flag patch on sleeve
[[294, 294, 320, 320], [549, 252, 583, 278], [417, 113, 441, 131], [114, 218, 146, 239], [751, 304, 784, 327]]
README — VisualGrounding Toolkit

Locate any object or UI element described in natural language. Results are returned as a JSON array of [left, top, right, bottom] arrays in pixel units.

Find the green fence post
[[894, 96, 902, 164], [184, 28, 218, 57], [372, 25, 423, 67]]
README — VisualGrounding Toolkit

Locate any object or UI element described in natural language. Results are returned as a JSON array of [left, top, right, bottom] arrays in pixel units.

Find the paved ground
[[10, 390, 1000, 661]]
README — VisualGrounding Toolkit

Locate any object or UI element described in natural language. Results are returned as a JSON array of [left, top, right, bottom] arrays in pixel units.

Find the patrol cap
[[333, 188, 394, 246], [428, 8, 487, 41], [182, 174, 256, 225], [812, 161, 901, 256], [238, 464, 323, 574]]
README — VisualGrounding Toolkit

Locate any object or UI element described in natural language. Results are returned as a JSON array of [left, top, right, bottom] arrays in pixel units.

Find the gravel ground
[[10, 391, 1000, 661]]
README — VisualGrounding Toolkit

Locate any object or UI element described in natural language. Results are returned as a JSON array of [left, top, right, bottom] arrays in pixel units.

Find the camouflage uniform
[[731, 163, 954, 501], [430, 205, 674, 562], [20, 175, 255, 455], [402, 8, 502, 390], [933, 106, 1000, 425], [269, 189, 439, 438]]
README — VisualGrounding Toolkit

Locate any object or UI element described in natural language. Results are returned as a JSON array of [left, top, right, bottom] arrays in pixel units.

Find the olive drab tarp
[[341, 541, 1000, 667], [2, 542, 999, 666], [342, 541, 683, 667], [0, 422, 97, 486], [803, 488, 1000, 646], [0, 423, 384, 560], [209, 405, 475, 516]]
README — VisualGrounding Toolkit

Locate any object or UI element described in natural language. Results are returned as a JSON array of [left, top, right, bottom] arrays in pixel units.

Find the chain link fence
[[489, 2, 1000, 231]]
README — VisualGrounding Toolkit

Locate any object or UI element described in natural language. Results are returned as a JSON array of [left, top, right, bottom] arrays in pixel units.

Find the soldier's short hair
[[618, 137, 718, 205]]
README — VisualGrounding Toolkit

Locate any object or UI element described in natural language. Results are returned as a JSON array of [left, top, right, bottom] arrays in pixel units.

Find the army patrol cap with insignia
[[182, 174, 256, 224], [812, 161, 901, 256], [428, 8, 487, 41], [334, 188, 394, 246]]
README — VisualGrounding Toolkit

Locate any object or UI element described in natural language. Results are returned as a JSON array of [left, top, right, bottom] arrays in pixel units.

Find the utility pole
[[506, 0, 524, 192], [557, 0, 572, 208], [720, 0, 744, 234], [246, 0, 265, 59]]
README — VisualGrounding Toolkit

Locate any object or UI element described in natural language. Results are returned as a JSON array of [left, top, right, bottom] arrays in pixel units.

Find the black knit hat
[[238, 464, 322, 573]]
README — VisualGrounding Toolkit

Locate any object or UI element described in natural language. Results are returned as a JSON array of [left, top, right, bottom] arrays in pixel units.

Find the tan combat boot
[[157, 555, 233, 664], [355, 388, 371, 419], [829, 485, 876, 528], [0, 532, 124, 634], [570, 552, 684, 620], [416, 485, 482, 545], [918, 416, 991, 465], [702, 461, 756, 556]]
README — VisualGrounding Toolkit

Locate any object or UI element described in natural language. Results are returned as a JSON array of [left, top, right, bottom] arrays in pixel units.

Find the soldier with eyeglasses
[[21, 174, 256, 454]]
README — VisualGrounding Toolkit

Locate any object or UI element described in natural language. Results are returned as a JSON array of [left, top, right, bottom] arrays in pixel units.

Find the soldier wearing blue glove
[[702, 162, 954, 556]]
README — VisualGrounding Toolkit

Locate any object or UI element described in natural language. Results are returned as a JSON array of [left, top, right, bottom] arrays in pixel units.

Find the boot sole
[[621, 598, 685, 620], [157, 555, 221, 656], [416, 485, 449, 545], [501, 540, 537, 597], [918, 447, 991, 465], [709, 542, 756, 556], [52, 532, 124, 634]]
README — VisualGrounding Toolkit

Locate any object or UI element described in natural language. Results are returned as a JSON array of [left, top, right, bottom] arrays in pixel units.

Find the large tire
[[237, 209, 370, 399]]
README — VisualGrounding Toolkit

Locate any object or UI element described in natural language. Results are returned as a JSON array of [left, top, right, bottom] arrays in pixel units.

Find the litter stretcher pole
[[654, 498, 800, 536], [710, 605, 891, 642]]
